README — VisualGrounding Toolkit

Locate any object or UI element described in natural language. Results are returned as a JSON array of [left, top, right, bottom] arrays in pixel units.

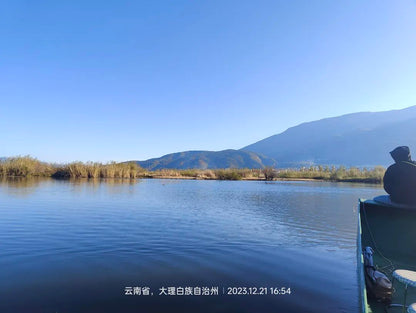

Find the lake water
[[0, 178, 383, 313]]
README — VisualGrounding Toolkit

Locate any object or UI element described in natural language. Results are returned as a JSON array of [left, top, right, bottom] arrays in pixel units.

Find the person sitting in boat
[[383, 146, 416, 205]]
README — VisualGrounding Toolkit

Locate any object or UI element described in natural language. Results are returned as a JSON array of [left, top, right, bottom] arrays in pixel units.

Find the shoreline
[[143, 176, 382, 184], [1, 175, 383, 185], [0, 156, 385, 184]]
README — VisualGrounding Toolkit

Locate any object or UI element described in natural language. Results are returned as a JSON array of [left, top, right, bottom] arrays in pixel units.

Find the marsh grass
[[0, 156, 54, 177], [54, 162, 143, 178], [276, 165, 385, 183], [0, 156, 385, 183], [0, 157, 143, 179], [214, 169, 243, 180]]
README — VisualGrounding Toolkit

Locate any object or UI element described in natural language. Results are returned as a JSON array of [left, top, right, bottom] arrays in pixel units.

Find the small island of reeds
[[0, 156, 386, 183]]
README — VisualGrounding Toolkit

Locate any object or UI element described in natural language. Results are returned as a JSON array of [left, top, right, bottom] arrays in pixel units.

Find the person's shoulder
[[386, 163, 398, 171], [401, 160, 416, 166]]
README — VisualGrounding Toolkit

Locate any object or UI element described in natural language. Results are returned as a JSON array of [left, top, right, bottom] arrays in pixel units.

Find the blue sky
[[1, 0, 415, 162]]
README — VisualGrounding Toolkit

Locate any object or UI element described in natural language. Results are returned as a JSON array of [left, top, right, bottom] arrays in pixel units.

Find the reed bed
[[0, 156, 54, 177], [144, 166, 385, 182], [54, 161, 143, 178], [275, 166, 385, 183], [0, 157, 143, 179], [0, 156, 385, 183]]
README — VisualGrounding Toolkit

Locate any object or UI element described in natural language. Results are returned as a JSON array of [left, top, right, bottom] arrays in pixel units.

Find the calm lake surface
[[0, 178, 383, 313]]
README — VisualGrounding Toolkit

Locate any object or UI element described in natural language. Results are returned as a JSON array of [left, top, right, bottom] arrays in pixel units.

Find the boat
[[358, 195, 416, 313]]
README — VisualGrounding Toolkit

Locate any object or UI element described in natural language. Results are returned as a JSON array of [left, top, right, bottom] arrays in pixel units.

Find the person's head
[[390, 146, 412, 163]]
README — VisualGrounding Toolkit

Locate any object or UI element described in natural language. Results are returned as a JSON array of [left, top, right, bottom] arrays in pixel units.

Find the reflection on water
[[0, 177, 140, 197], [0, 178, 383, 313], [0, 177, 45, 197]]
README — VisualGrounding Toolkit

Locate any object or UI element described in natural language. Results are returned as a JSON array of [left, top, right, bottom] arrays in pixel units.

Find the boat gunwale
[[358, 198, 370, 313], [365, 195, 416, 212]]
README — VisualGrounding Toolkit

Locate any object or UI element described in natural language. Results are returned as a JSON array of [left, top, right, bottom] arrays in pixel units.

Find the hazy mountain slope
[[242, 106, 416, 167], [135, 149, 276, 170]]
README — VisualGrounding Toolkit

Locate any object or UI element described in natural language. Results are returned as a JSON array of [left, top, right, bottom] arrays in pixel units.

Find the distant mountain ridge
[[135, 149, 276, 170], [134, 106, 416, 169], [242, 105, 416, 167]]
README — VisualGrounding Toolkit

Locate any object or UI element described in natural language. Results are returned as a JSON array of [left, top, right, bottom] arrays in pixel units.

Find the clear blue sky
[[1, 0, 415, 162]]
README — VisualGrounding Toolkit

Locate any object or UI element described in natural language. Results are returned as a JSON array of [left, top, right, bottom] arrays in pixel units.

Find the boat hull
[[358, 197, 416, 313]]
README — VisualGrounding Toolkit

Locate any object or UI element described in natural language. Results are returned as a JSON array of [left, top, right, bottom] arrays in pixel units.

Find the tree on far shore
[[263, 166, 277, 181]]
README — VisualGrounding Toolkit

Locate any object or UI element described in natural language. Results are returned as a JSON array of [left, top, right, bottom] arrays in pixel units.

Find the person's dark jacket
[[383, 146, 416, 205]]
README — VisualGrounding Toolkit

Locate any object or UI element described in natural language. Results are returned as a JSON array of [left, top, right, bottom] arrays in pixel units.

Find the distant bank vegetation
[[0, 156, 385, 183], [0, 156, 142, 179]]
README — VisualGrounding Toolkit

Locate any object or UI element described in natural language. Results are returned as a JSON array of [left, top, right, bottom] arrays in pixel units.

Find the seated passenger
[[383, 146, 416, 205]]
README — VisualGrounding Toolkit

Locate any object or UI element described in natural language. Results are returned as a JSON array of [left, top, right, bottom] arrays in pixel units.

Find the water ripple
[[0, 178, 382, 313]]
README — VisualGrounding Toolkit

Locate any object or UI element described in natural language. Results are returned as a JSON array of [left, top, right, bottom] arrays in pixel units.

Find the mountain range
[[136, 150, 276, 170], [242, 106, 416, 167], [135, 106, 416, 169]]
